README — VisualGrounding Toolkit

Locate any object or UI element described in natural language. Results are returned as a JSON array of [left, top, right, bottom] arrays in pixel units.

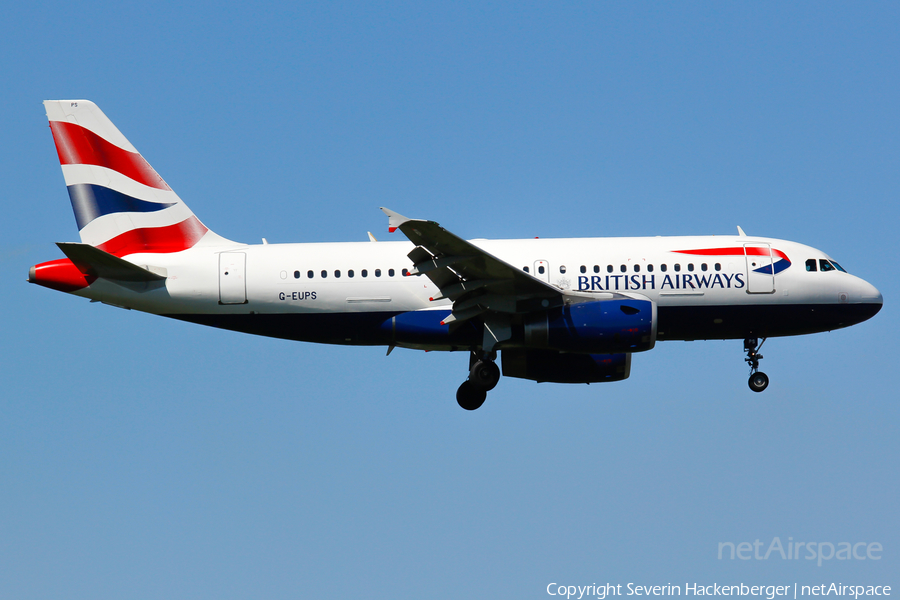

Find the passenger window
[[375, 269, 382, 277], [647, 264, 654, 272], [307, 270, 314, 279], [402, 268, 409, 276], [674, 264, 681, 272], [335, 270, 341, 278], [560, 265, 567, 274], [806, 259, 817, 272], [321, 270, 327, 278], [688, 263, 694, 272], [348, 270, 354, 278], [538, 265, 545, 274], [661, 264, 667, 272], [607, 265, 613, 273], [523, 266, 529, 273], [819, 259, 835, 272], [593, 265, 600, 273], [715, 263, 721, 271], [620, 265, 626, 273], [362, 269, 368, 277], [389, 269, 395, 277], [634, 264, 640, 273], [294, 270, 300, 279], [580, 265, 586, 274], [701, 263, 708, 272]]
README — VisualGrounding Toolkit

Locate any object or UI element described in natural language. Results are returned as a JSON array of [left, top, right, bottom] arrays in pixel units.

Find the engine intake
[[523, 297, 656, 353]]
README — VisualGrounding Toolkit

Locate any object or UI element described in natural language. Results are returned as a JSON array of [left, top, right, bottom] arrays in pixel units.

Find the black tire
[[456, 381, 487, 410], [748, 371, 769, 393], [469, 360, 501, 391]]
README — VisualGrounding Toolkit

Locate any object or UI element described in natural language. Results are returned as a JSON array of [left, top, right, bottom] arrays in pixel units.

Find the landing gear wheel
[[748, 371, 769, 393], [743, 337, 769, 392], [469, 360, 500, 391], [457, 381, 487, 411]]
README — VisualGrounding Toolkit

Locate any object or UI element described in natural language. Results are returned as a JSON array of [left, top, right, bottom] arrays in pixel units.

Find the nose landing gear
[[744, 337, 769, 392], [456, 351, 500, 410]]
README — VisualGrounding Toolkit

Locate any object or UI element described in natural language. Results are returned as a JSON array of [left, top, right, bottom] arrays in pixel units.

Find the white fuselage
[[69, 234, 882, 349]]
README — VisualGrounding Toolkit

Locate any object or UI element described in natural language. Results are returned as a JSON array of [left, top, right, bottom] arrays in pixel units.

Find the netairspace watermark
[[546, 583, 892, 600], [718, 538, 882, 567]]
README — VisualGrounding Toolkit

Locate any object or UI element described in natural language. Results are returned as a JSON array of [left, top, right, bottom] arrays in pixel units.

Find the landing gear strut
[[744, 337, 769, 392], [457, 351, 500, 410]]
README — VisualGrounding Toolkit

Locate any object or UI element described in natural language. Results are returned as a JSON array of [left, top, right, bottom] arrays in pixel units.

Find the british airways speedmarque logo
[[673, 247, 792, 275]]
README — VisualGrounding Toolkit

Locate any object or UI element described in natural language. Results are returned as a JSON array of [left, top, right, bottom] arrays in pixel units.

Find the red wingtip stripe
[[96, 216, 208, 257], [388, 226, 397, 233], [49, 121, 171, 191]]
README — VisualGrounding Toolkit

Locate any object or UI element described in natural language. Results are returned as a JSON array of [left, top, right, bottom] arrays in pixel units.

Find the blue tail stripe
[[67, 184, 176, 230]]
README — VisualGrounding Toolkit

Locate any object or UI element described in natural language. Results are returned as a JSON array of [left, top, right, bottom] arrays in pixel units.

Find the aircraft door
[[744, 244, 775, 294], [219, 252, 247, 304], [534, 260, 550, 283]]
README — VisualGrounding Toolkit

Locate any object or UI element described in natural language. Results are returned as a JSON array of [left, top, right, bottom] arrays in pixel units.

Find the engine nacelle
[[502, 349, 631, 383], [523, 296, 656, 353]]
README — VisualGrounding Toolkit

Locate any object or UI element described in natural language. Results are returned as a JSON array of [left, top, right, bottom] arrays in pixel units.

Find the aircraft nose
[[858, 279, 883, 318], [861, 280, 882, 302]]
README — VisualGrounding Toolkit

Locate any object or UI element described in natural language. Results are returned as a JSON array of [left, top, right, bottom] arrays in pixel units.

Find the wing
[[380, 208, 565, 329]]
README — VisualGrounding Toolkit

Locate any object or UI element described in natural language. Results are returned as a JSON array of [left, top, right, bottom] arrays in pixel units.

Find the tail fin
[[43, 100, 236, 256]]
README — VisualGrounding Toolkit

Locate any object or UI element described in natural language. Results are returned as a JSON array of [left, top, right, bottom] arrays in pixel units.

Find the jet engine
[[522, 296, 657, 354]]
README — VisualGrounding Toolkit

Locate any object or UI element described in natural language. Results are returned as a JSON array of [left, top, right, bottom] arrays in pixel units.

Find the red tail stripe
[[49, 121, 171, 191], [672, 247, 789, 261], [97, 216, 208, 257]]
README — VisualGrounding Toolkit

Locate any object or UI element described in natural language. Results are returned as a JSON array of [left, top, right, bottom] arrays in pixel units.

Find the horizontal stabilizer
[[56, 242, 166, 282]]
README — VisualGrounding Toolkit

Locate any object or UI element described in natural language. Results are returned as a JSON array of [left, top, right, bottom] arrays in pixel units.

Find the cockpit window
[[830, 261, 847, 273], [819, 259, 836, 272], [806, 259, 817, 272]]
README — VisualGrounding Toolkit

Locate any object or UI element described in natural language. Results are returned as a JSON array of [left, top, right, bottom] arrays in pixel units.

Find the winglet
[[737, 226, 747, 237], [379, 207, 412, 233]]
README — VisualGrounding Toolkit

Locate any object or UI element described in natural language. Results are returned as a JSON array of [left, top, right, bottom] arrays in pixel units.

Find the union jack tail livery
[[43, 100, 234, 255]]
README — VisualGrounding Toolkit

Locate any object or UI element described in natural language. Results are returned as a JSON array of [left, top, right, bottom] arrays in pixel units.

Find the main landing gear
[[744, 337, 769, 393], [456, 351, 500, 410]]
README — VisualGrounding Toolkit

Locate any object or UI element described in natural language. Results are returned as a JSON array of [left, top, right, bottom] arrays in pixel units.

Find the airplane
[[29, 100, 883, 410]]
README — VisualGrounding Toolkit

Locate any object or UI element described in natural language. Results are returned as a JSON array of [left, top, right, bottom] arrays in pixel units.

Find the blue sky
[[1, 2, 897, 598]]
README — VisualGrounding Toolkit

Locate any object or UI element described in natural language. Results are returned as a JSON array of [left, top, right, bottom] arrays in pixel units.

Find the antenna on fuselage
[[737, 226, 747, 237]]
